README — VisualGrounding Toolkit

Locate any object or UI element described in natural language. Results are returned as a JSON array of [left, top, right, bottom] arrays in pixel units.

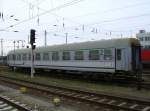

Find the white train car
[[7, 38, 141, 75]]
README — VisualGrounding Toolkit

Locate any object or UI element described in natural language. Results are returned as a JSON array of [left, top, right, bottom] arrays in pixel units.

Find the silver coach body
[[7, 38, 141, 74]]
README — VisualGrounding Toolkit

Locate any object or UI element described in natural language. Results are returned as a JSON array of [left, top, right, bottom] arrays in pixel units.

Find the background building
[[136, 30, 150, 49], [136, 30, 150, 65]]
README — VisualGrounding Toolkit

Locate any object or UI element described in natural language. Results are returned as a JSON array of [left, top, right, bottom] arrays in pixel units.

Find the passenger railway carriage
[[7, 38, 141, 76]]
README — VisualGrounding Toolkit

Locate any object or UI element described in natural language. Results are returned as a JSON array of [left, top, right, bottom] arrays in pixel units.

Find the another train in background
[[136, 30, 150, 67], [0, 56, 7, 65], [141, 49, 150, 66], [7, 38, 141, 77]]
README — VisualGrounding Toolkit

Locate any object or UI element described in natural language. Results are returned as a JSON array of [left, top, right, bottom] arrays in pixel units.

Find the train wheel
[[104, 74, 113, 82]]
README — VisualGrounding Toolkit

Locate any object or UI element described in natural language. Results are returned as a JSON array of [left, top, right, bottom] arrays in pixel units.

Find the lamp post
[[44, 30, 47, 46], [30, 29, 36, 78], [65, 33, 68, 44], [13, 41, 16, 52], [13, 41, 16, 65], [0, 39, 3, 56]]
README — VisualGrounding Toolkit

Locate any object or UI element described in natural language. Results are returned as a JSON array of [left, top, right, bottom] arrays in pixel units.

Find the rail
[[0, 95, 30, 111], [0, 75, 150, 111]]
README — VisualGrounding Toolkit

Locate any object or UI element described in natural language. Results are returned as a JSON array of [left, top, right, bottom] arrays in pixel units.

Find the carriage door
[[132, 46, 141, 71], [116, 48, 126, 71]]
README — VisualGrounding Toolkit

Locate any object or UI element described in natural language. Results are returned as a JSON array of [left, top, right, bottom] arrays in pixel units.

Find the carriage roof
[[8, 38, 140, 54]]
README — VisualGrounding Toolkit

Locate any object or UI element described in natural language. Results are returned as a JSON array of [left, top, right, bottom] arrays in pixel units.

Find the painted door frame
[[115, 48, 127, 71]]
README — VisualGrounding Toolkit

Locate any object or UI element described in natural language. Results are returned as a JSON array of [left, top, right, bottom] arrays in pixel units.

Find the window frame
[[17, 54, 21, 61], [116, 49, 121, 61], [104, 49, 112, 60], [43, 52, 49, 61], [22, 53, 27, 61], [28, 53, 31, 60], [74, 50, 84, 60], [63, 51, 70, 60], [52, 51, 59, 61], [35, 53, 41, 61], [89, 49, 99, 60]]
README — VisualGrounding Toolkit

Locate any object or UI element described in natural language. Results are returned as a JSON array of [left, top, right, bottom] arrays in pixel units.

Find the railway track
[[0, 75, 150, 111], [0, 95, 30, 111], [142, 68, 150, 75]]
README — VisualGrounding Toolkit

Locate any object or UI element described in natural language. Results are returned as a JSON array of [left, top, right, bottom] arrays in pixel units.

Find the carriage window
[[7, 55, 9, 61], [35, 53, 41, 61], [9, 55, 11, 60], [63, 51, 70, 60], [28, 54, 31, 60], [89, 50, 99, 60], [22, 54, 27, 60], [18, 54, 21, 60], [99, 49, 104, 55], [10, 55, 13, 60], [104, 49, 112, 60], [12, 55, 14, 60], [16, 54, 19, 60], [9, 55, 10, 60], [75, 51, 84, 60], [52, 52, 59, 61], [10, 55, 12, 60], [13, 54, 16, 60], [117, 49, 121, 60], [17, 54, 21, 60], [43, 53, 49, 60]]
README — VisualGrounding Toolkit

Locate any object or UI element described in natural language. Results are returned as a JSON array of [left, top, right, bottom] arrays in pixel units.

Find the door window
[[117, 49, 121, 60]]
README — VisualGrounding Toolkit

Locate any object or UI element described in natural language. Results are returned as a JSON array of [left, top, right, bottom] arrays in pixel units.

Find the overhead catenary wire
[[85, 13, 150, 26], [0, 0, 46, 22], [101, 23, 150, 33], [0, 0, 85, 31], [19, 0, 150, 33], [20, 0, 82, 25], [2, 13, 149, 40], [3, 0, 148, 39], [1, 0, 150, 48], [70, 0, 150, 19]]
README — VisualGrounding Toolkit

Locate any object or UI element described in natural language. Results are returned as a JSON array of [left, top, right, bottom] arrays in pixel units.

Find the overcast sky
[[0, 0, 150, 55]]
